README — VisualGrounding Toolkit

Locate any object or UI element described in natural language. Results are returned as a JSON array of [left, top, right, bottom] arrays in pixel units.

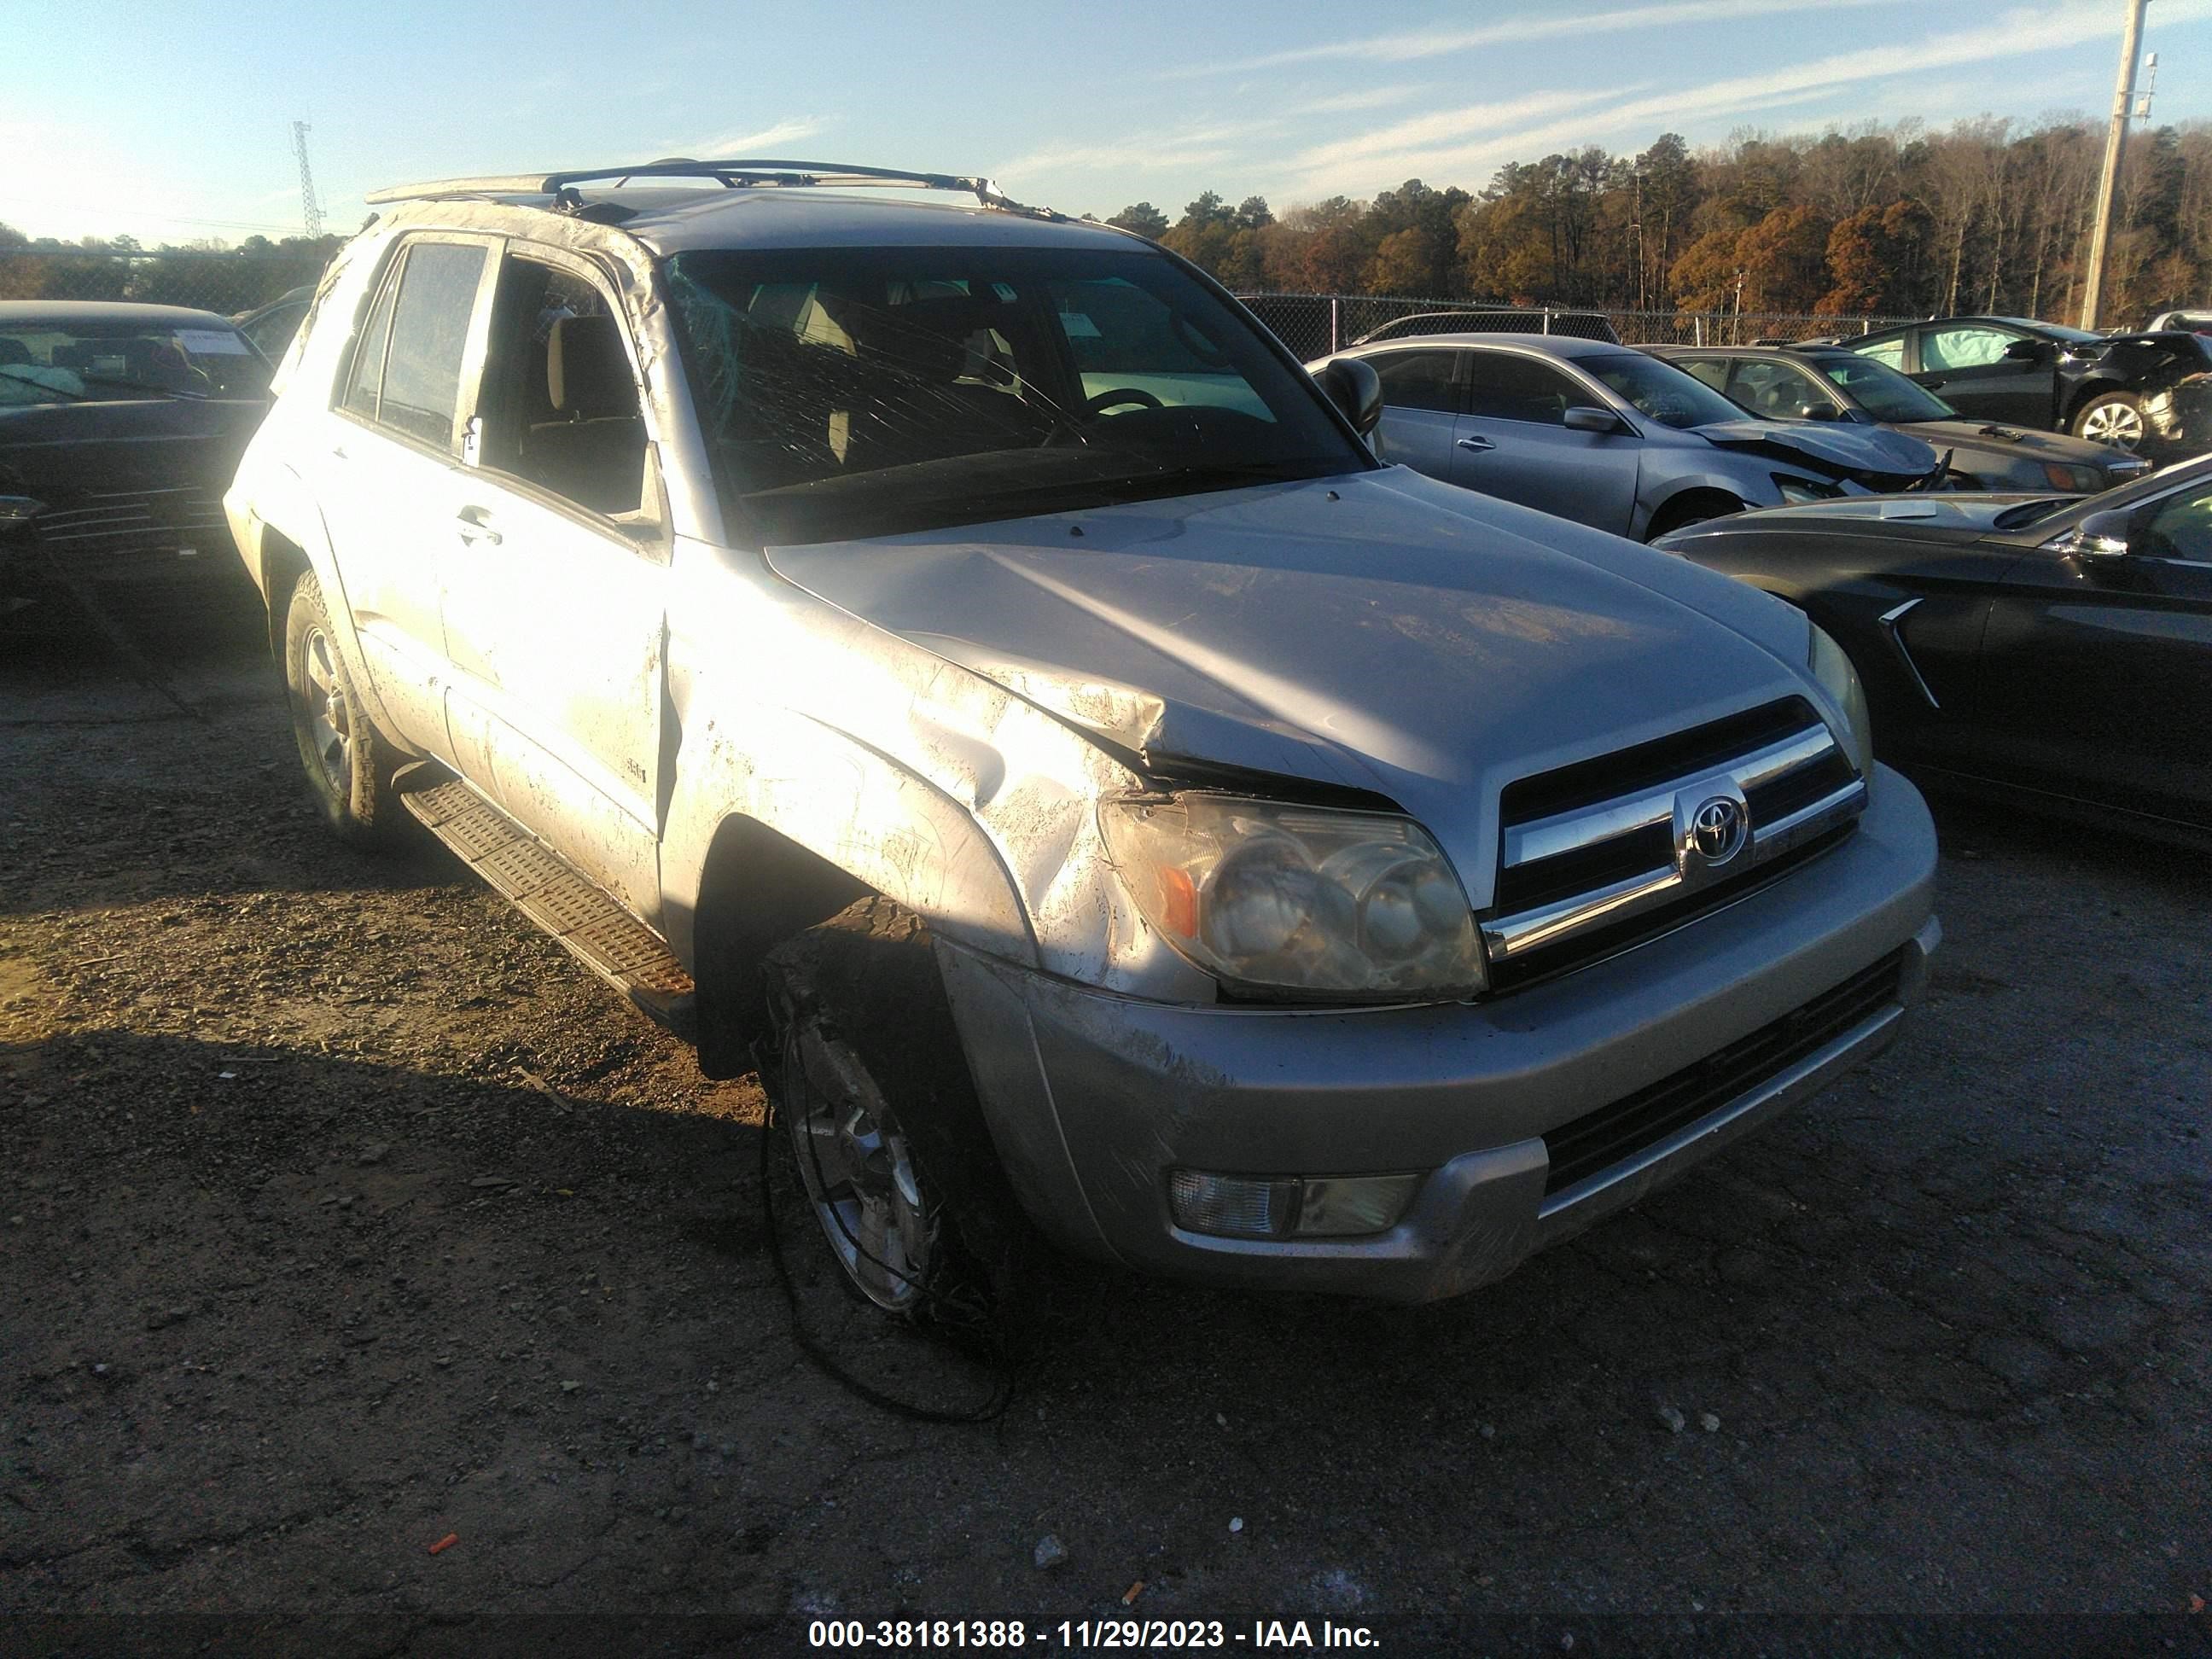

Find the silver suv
[[224, 159, 1939, 1319]]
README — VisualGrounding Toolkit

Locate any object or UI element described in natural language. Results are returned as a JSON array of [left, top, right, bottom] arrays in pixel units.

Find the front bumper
[[938, 765, 1939, 1303]]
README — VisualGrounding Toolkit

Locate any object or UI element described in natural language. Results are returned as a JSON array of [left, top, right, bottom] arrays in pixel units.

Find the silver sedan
[[1308, 332, 1941, 541]]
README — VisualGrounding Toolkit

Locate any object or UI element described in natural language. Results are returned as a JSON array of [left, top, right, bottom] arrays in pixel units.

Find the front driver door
[[1450, 348, 1639, 533], [1914, 323, 2052, 428], [1976, 479, 2212, 824]]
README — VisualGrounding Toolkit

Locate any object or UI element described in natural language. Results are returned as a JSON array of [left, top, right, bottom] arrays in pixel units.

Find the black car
[[1836, 314, 2211, 456], [232, 285, 314, 364], [1650, 342, 2153, 493], [1, 301, 271, 608], [1655, 456, 2212, 846]]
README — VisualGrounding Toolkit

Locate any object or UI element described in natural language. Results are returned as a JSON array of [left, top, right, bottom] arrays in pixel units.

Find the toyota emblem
[[1690, 796, 1747, 864]]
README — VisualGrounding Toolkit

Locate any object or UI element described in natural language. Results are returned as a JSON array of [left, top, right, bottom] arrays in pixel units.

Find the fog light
[[1169, 1169, 1294, 1237], [1294, 1173, 1421, 1237], [1169, 1168, 1423, 1239]]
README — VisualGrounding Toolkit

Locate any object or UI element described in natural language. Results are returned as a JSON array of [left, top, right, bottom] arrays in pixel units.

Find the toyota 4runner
[[224, 159, 1939, 1318]]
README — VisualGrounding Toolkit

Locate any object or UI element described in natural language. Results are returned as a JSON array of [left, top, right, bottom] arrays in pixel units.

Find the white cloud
[[1168, 0, 1900, 79], [1000, 119, 1287, 178], [1308, 84, 1435, 115], [687, 117, 830, 157], [1292, 87, 1647, 176], [1276, 0, 2212, 197]]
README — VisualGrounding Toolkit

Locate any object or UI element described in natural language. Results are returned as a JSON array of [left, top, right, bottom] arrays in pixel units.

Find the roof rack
[[364, 158, 1058, 218]]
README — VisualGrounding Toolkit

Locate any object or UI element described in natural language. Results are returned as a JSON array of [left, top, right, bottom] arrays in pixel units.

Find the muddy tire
[[282, 572, 405, 849], [761, 896, 1033, 1335], [2071, 390, 2145, 451]]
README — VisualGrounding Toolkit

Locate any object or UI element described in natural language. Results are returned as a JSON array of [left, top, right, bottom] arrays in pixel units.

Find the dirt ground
[[2, 591, 2208, 1656]]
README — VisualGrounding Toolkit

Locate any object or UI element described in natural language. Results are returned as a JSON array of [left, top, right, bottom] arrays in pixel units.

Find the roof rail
[[364, 158, 1057, 217]]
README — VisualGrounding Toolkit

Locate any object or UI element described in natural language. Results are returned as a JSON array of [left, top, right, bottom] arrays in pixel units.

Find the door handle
[[455, 507, 502, 546], [1456, 435, 1495, 453]]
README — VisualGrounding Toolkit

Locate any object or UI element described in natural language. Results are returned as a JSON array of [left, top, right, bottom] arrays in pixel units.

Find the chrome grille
[[32, 486, 230, 561], [1483, 698, 1865, 988]]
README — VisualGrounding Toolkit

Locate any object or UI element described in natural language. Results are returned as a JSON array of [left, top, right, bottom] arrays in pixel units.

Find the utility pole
[[2079, 0, 2149, 330], [292, 119, 325, 239]]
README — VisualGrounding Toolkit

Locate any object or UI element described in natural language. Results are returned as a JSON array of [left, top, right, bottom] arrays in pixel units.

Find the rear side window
[[342, 265, 399, 421], [1856, 335, 1907, 370], [380, 243, 488, 448], [1674, 358, 1731, 393], [1370, 350, 1460, 414], [341, 241, 486, 451]]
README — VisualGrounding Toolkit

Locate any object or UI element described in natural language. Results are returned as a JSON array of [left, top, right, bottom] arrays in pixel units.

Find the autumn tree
[[1106, 202, 1168, 239]]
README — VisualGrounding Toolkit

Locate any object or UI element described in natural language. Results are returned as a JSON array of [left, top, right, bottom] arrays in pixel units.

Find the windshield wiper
[[1993, 498, 2075, 530]]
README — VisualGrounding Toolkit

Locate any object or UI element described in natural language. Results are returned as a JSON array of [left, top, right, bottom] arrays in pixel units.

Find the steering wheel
[[1083, 387, 1163, 416]]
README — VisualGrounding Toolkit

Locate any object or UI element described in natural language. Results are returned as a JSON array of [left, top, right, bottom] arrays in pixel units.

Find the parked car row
[[1304, 332, 1945, 542], [1650, 341, 2152, 494]]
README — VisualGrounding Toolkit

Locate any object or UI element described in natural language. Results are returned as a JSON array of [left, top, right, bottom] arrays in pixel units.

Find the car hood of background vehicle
[[1692, 417, 1937, 482], [1901, 417, 2119, 464], [765, 467, 1818, 877], [1671, 492, 2064, 545], [0, 397, 267, 500]]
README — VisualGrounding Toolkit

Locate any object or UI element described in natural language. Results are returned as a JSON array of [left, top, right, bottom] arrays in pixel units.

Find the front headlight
[[1097, 794, 1485, 1001], [1807, 623, 1875, 776], [1775, 475, 1843, 504]]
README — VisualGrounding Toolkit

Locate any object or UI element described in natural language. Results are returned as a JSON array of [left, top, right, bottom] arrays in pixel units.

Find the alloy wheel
[[782, 1016, 937, 1313], [2081, 400, 2145, 448], [301, 626, 352, 797]]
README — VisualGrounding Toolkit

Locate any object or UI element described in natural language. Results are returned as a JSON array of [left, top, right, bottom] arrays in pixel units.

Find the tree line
[[0, 227, 346, 314], [1097, 117, 2212, 326]]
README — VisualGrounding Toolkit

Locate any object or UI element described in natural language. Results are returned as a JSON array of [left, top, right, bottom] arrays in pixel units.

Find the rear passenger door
[[323, 233, 501, 756], [1363, 347, 1464, 479], [1451, 349, 1639, 533], [434, 245, 669, 923]]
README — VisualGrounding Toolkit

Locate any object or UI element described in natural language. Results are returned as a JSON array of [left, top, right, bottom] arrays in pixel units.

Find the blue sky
[[4, 0, 2209, 244]]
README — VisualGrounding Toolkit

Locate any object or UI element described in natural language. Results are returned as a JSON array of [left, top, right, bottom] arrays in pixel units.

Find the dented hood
[[764, 467, 1819, 880], [1692, 416, 1937, 484]]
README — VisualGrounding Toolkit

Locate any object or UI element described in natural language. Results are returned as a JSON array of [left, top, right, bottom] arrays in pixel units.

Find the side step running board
[[399, 771, 696, 1039]]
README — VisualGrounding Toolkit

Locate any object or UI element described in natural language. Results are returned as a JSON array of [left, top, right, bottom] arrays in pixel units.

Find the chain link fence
[[2, 251, 1916, 360], [0, 248, 333, 317], [1236, 293, 1912, 360]]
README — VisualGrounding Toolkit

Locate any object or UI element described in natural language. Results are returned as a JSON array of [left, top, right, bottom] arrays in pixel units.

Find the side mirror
[[2002, 338, 2054, 363], [2046, 507, 2131, 557], [1791, 401, 1842, 421], [1315, 358, 1382, 437], [1563, 405, 1622, 434]]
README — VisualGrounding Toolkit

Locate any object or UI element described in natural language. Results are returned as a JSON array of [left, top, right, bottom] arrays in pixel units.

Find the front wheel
[[2071, 390, 2145, 450], [761, 897, 1033, 1330], [282, 572, 405, 848]]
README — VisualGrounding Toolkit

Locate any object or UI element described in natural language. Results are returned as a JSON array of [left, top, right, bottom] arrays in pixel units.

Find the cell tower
[[292, 119, 325, 238]]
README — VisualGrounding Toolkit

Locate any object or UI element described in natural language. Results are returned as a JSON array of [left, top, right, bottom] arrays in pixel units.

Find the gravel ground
[[1, 597, 2208, 1655]]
